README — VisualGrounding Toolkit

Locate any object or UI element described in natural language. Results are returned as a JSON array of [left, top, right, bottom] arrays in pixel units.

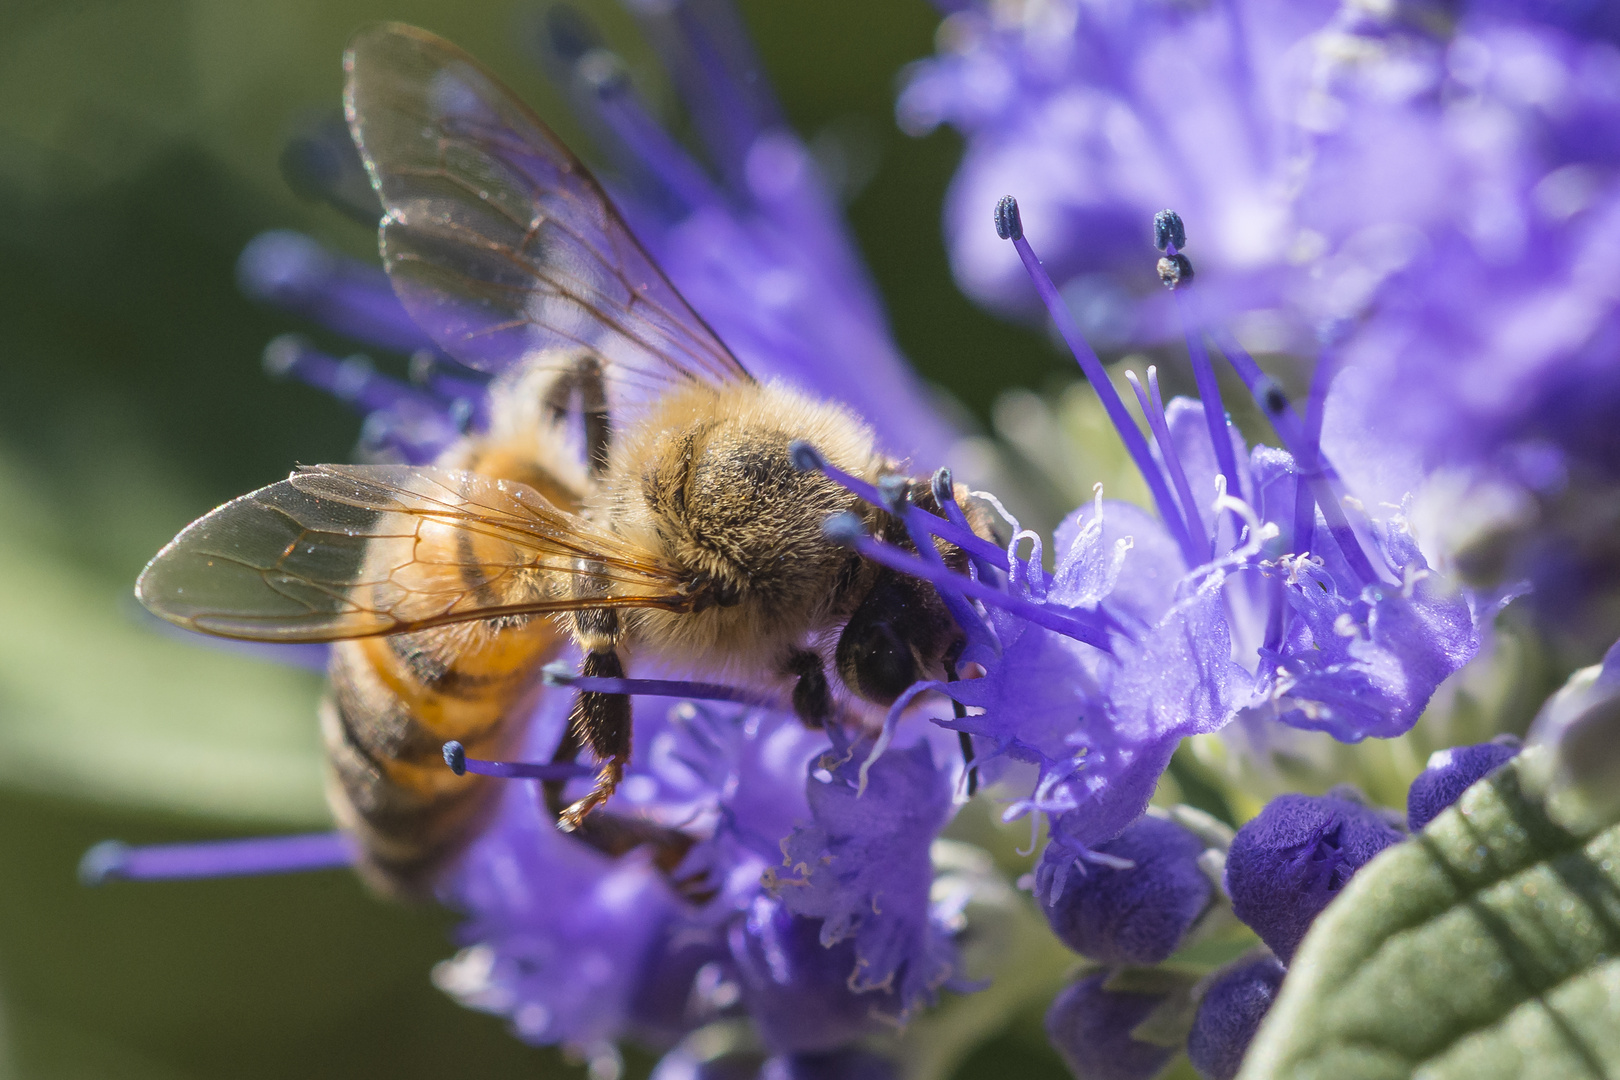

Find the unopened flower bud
[[1406, 740, 1521, 831], [1037, 815, 1213, 965], [1186, 954, 1286, 1080], [1045, 973, 1177, 1080], [1224, 792, 1403, 962]]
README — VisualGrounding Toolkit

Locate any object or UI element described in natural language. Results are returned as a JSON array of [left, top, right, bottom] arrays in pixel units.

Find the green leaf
[[1239, 747, 1620, 1080]]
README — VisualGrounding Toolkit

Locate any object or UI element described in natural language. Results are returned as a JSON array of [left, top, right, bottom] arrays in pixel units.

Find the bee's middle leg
[[785, 647, 832, 729], [558, 607, 631, 832]]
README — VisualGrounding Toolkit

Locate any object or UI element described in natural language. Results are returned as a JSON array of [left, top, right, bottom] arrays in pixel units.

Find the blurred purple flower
[[903, 0, 1620, 653]]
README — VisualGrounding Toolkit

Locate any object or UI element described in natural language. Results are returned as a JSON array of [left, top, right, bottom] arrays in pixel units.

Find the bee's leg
[[543, 353, 613, 480], [943, 639, 977, 797], [558, 607, 631, 832], [785, 647, 832, 729]]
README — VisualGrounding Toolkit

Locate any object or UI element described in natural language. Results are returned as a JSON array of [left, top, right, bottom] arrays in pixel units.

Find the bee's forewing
[[136, 464, 689, 642], [343, 22, 752, 413]]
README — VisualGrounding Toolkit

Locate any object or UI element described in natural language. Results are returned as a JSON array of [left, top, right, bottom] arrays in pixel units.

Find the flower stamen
[[995, 196, 1203, 568], [78, 833, 355, 885]]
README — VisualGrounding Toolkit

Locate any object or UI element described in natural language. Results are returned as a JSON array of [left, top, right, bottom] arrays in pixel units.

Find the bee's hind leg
[[785, 647, 832, 729]]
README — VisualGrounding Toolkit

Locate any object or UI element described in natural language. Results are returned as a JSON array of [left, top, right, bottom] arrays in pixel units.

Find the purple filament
[[542, 664, 783, 708], [264, 335, 438, 419], [791, 442, 1013, 576], [1206, 329, 1383, 585], [589, 76, 722, 215], [237, 231, 437, 356], [932, 471, 1001, 581], [1001, 207, 1202, 567], [638, 0, 781, 192], [443, 741, 599, 781], [80, 832, 355, 885], [827, 517, 1112, 651], [1169, 257, 1243, 506], [1126, 367, 1211, 562], [891, 493, 1002, 666]]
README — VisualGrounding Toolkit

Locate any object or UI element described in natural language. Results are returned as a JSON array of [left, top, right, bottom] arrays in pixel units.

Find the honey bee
[[137, 23, 987, 897]]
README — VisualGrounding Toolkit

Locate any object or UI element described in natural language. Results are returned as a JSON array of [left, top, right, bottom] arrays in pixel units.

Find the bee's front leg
[[785, 647, 832, 729], [557, 606, 631, 832]]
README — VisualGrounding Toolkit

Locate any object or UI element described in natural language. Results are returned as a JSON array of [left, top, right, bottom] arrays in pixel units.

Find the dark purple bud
[[761, 1050, 898, 1080], [1407, 740, 1521, 831], [1045, 972, 1177, 1080], [1153, 209, 1186, 253], [1186, 954, 1286, 1080], [994, 195, 1023, 241], [1037, 816, 1213, 966], [1224, 793, 1403, 962]]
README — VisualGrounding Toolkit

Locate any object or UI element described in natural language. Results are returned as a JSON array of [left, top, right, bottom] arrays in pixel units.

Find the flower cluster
[[1038, 739, 1520, 1080], [903, 0, 1620, 658]]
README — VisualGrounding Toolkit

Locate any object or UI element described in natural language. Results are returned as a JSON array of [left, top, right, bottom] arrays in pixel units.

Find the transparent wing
[[343, 22, 752, 412], [136, 464, 692, 642]]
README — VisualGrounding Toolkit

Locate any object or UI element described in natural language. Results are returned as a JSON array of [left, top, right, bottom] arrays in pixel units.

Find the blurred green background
[[0, 1, 1077, 1076]]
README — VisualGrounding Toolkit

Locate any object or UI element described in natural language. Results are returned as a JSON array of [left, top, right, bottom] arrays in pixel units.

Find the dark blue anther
[[1154, 209, 1186, 253], [876, 475, 910, 513], [994, 195, 1023, 241], [929, 467, 954, 509], [78, 840, 130, 886], [1255, 375, 1290, 417], [1406, 739, 1521, 831], [544, 4, 603, 62], [788, 439, 826, 473], [1186, 954, 1287, 1080], [822, 512, 866, 547], [1224, 791, 1404, 962], [443, 740, 468, 776]]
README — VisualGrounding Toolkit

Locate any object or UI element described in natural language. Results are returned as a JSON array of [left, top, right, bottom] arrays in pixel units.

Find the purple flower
[[906, 0, 1620, 653], [1223, 790, 1403, 962], [766, 735, 961, 1020]]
